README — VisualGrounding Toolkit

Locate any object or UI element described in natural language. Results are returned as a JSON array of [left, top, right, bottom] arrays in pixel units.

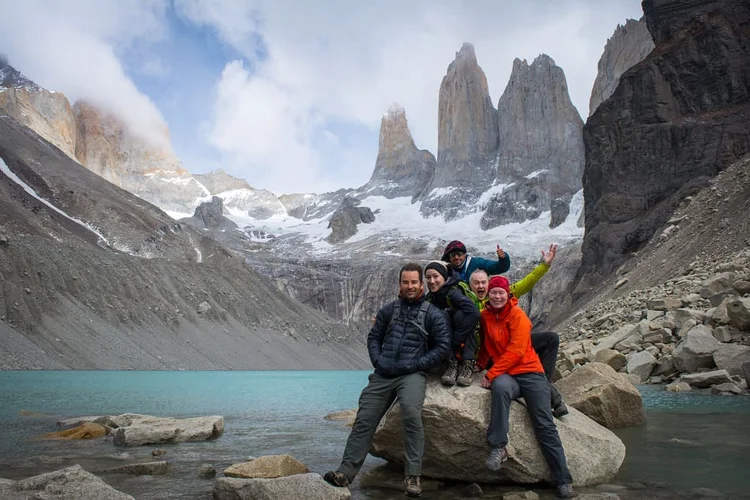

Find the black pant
[[488, 372, 573, 486], [532, 331, 563, 408]]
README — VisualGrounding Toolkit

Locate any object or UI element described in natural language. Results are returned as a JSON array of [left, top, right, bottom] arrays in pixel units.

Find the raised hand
[[496, 244, 505, 260], [541, 243, 558, 266]]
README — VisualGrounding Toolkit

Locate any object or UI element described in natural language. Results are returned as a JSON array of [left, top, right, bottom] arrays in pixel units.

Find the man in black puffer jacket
[[324, 262, 451, 498]]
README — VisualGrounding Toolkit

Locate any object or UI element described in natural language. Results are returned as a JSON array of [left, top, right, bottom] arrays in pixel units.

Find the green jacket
[[460, 262, 551, 311]]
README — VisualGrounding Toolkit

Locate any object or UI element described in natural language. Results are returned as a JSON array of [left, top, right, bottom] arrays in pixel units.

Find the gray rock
[[591, 324, 640, 355], [326, 197, 375, 243], [213, 474, 351, 500], [713, 326, 733, 342], [589, 18, 654, 116], [679, 369, 733, 388], [710, 382, 742, 395], [674, 308, 708, 329], [712, 344, 750, 375], [742, 362, 750, 388], [626, 351, 657, 383], [672, 330, 721, 373], [184, 196, 237, 231], [503, 491, 539, 500], [700, 272, 736, 298], [113, 415, 224, 446], [594, 348, 627, 371], [733, 280, 750, 295], [197, 301, 211, 315], [198, 463, 216, 478], [726, 298, 750, 331], [556, 362, 646, 429], [108, 461, 168, 476], [10, 464, 134, 499], [646, 298, 682, 311], [550, 196, 571, 229], [371, 377, 625, 485], [666, 381, 691, 392], [652, 356, 675, 377]]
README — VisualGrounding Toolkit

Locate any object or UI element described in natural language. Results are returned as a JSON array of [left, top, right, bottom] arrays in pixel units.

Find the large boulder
[[213, 474, 350, 500], [555, 363, 646, 429], [224, 455, 309, 479], [40, 423, 108, 440], [593, 348, 627, 372], [4, 465, 133, 499], [672, 330, 720, 373], [726, 298, 750, 331], [712, 344, 750, 376], [625, 351, 657, 383], [679, 369, 733, 389], [370, 377, 625, 486], [113, 415, 224, 446], [107, 461, 169, 476]]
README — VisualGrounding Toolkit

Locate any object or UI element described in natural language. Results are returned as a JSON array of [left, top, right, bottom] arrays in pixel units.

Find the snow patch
[[426, 186, 456, 200], [526, 169, 548, 179]]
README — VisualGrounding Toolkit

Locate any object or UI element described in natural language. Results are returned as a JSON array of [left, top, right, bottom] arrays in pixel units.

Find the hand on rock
[[481, 376, 492, 389]]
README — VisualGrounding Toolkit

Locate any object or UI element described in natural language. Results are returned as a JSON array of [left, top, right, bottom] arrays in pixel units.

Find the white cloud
[[176, 0, 644, 194], [0, 0, 171, 149]]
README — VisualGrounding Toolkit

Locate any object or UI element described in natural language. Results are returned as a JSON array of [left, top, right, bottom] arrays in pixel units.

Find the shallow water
[[0, 371, 748, 499]]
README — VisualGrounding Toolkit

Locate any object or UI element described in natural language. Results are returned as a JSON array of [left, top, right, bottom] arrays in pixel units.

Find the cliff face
[[194, 170, 251, 194], [73, 102, 208, 213], [482, 55, 584, 229], [362, 104, 436, 199], [589, 18, 654, 116], [580, 0, 750, 281]]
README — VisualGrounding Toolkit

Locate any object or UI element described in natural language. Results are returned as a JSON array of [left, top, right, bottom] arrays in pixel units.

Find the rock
[[184, 196, 237, 231], [726, 298, 750, 331], [55, 416, 103, 429], [464, 482, 484, 497], [371, 377, 626, 486], [712, 344, 750, 375], [700, 272, 736, 298], [108, 461, 169, 476], [40, 423, 108, 440], [710, 382, 742, 395], [324, 409, 357, 427], [733, 280, 750, 295], [9, 464, 134, 499], [361, 104, 435, 199], [646, 298, 683, 311], [579, 0, 750, 277], [672, 330, 720, 373], [742, 362, 750, 388], [327, 197, 375, 243], [550, 196, 571, 229], [679, 369, 733, 389], [652, 356, 675, 377], [503, 491, 539, 500], [666, 381, 691, 392], [555, 362, 646, 429], [213, 474, 351, 500], [223, 454, 309, 479], [198, 463, 216, 478], [151, 448, 166, 457], [591, 324, 640, 355], [113, 415, 224, 446], [197, 301, 211, 315], [674, 309, 709, 329], [642, 329, 671, 344], [589, 18, 654, 116], [594, 348, 627, 371], [626, 351, 657, 383], [713, 326, 733, 342]]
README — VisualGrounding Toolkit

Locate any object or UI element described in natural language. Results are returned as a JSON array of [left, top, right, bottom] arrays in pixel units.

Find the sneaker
[[556, 483, 576, 498], [441, 357, 458, 386], [404, 475, 421, 497], [484, 446, 508, 471], [456, 360, 476, 386], [323, 470, 350, 488], [552, 401, 569, 419]]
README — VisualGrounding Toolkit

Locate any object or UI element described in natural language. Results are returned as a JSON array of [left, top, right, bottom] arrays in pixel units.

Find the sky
[[0, 0, 644, 196]]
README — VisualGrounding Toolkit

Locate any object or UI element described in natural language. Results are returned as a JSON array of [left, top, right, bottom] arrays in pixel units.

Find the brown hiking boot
[[404, 475, 421, 497], [441, 357, 458, 386], [323, 470, 350, 487], [456, 359, 475, 386]]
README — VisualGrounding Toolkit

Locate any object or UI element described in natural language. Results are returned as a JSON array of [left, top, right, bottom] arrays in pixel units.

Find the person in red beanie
[[477, 276, 575, 499]]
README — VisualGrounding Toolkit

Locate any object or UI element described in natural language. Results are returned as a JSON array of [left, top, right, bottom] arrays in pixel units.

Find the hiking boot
[[404, 475, 421, 497], [484, 446, 508, 471], [323, 470, 350, 488], [441, 357, 458, 386], [552, 400, 569, 419], [456, 360, 475, 386], [556, 483, 576, 498]]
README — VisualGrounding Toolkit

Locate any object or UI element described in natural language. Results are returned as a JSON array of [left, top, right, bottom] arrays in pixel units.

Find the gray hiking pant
[[487, 372, 573, 486], [339, 371, 427, 480]]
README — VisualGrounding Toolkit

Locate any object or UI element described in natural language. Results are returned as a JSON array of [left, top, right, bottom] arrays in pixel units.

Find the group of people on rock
[[324, 240, 576, 499]]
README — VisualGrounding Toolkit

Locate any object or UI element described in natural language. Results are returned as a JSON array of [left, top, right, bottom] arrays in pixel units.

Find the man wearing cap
[[477, 275, 575, 499], [324, 262, 451, 498], [442, 240, 511, 283]]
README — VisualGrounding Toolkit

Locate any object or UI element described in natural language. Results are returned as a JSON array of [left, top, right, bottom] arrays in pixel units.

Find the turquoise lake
[[0, 371, 749, 499]]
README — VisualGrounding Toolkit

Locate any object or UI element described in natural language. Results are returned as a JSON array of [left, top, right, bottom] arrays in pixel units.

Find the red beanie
[[488, 276, 510, 294]]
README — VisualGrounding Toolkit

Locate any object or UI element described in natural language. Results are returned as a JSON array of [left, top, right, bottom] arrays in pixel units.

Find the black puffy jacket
[[367, 295, 451, 378], [426, 274, 481, 349]]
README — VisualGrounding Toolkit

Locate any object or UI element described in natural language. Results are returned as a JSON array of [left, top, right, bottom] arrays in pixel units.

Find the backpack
[[446, 281, 480, 310], [387, 300, 432, 339]]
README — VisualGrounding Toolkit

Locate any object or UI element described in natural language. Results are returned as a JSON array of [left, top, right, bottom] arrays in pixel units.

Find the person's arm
[[485, 309, 532, 381], [415, 308, 451, 371], [447, 288, 481, 345], [367, 303, 391, 368], [472, 253, 511, 276], [509, 262, 550, 298]]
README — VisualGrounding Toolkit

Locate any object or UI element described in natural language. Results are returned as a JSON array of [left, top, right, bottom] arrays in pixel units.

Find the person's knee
[[491, 376, 515, 397]]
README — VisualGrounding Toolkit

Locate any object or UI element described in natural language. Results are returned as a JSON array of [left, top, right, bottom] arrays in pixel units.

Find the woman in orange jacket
[[477, 276, 575, 499]]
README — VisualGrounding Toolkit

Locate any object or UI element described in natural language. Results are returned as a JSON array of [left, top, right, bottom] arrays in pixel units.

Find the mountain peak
[[0, 58, 41, 91]]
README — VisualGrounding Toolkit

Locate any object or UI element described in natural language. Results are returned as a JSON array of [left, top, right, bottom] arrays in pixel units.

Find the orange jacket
[[477, 297, 544, 381]]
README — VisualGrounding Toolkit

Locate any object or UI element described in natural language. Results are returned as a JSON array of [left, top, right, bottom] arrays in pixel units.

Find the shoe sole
[[456, 378, 472, 386], [405, 491, 422, 498], [484, 459, 506, 472], [441, 378, 457, 386]]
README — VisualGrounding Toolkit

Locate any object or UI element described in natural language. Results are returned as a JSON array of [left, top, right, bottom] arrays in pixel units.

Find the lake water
[[0, 371, 748, 499]]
